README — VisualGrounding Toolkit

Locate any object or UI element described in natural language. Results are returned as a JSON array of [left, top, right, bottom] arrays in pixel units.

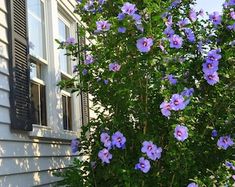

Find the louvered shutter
[[8, 0, 32, 131], [78, 29, 89, 125]]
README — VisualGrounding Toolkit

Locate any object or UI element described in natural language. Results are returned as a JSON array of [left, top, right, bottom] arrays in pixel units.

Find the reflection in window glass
[[27, 0, 46, 59], [58, 18, 70, 74], [30, 63, 41, 79], [62, 95, 72, 130], [31, 82, 47, 126]]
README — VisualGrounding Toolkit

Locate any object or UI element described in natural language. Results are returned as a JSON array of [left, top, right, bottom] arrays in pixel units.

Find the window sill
[[29, 124, 78, 141], [61, 71, 73, 79]]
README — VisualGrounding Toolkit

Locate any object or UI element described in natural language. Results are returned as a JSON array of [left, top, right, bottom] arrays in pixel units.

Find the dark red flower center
[[117, 137, 122, 142], [140, 163, 145, 168], [143, 41, 148, 46], [177, 131, 182, 137], [147, 145, 152, 150], [174, 100, 179, 105], [223, 138, 228, 143], [173, 41, 178, 45], [209, 56, 215, 60], [102, 24, 106, 29], [207, 63, 212, 69], [208, 75, 214, 80]]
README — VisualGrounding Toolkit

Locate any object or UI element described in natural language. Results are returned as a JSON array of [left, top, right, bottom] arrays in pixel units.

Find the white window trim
[[29, 0, 83, 141]]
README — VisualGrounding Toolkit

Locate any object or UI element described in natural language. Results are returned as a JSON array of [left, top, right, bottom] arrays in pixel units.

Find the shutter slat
[[8, 0, 32, 131]]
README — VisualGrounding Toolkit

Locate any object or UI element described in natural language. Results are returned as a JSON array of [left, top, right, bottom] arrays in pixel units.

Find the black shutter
[[8, 0, 32, 131], [77, 28, 89, 125]]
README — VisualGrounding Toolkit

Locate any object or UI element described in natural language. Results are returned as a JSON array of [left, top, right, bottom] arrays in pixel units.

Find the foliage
[[55, 0, 235, 186]]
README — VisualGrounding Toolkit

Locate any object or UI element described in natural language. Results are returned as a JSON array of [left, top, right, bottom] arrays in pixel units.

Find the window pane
[[40, 85, 47, 126], [68, 97, 72, 130], [30, 63, 41, 79], [62, 95, 68, 130], [31, 82, 40, 124], [27, 0, 46, 59], [58, 18, 70, 74], [62, 95, 72, 130]]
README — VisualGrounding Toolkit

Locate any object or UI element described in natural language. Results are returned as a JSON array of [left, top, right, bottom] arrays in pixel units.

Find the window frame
[[58, 13, 73, 77], [27, 0, 48, 62], [28, 0, 83, 140]]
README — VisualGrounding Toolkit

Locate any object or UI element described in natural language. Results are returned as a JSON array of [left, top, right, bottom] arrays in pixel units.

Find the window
[[58, 14, 72, 75], [27, 0, 46, 59], [31, 80, 47, 126], [62, 94, 72, 130], [27, 0, 47, 126]]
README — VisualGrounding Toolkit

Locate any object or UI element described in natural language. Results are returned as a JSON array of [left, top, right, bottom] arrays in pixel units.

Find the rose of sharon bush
[[55, 0, 235, 186]]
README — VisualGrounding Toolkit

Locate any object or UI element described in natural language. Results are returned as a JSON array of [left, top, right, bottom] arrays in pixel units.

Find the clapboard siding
[[0, 140, 72, 157], [0, 170, 62, 187], [0, 1, 76, 186], [0, 156, 72, 176]]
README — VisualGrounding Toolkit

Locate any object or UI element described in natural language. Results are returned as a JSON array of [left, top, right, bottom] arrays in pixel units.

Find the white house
[[0, 0, 89, 186]]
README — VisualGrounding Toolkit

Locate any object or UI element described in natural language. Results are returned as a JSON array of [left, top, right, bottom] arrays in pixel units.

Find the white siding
[[0, 1, 78, 186]]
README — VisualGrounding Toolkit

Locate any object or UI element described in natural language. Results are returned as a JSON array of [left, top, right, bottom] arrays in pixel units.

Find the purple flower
[[189, 9, 197, 22], [109, 63, 121, 72], [84, 1, 94, 12], [209, 12, 222, 25], [230, 11, 235, 20], [206, 49, 222, 63], [132, 13, 142, 24], [177, 18, 189, 28], [84, 54, 94, 65], [228, 0, 235, 6], [197, 41, 203, 52], [187, 183, 198, 187], [112, 131, 126, 149], [118, 27, 126, 33], [169, 35, 183, 49], [165, 15, 173, 27], [136, 37, 153, 53], [163, 27, 175, 38], [171, 0, 181, 8], [104, 79, 109, 85], [225, 161, 233, 168], [135, 157, 151, 173], [66, 37, 76, 45], [170, 94, 185, 111], [167, 74, 177, 85], [202, 61, 219, 74], [160, 101, 171, 117], [181, 88, 194, 97], [121, 2, 137, 15], [71, 138, 80, 154], [98, 0, 106, 5], [227, 23, 235, 30], [141, 141, 162, 160], [212, 129, 218, 137], [184, 28, 195, 43], [96, 20, 111, 31], [199, 9, 205, 17], [100, 132, 112, 149], [204, 72, 219, 85], [136, 24, 144, 32], [98, 148, 112, 164], [117, 13, 125, 20], [82, 69, 88, 75], [217, 135, 234, 150], [174, 125, 189, 142]]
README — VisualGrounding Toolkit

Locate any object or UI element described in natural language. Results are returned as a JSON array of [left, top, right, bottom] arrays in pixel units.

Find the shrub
[[55, 0, 235, 186]]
